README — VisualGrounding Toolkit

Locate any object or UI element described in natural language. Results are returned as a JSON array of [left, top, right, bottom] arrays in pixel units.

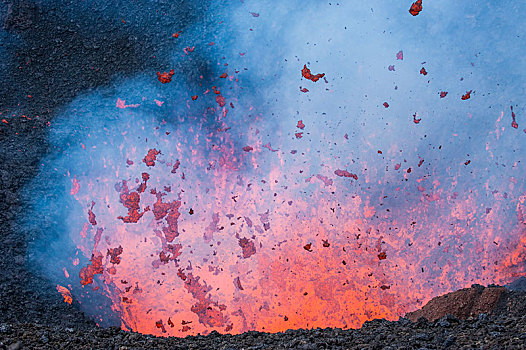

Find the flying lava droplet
[[301, 65, 325, 82], [409, 0, 423, 16], [157, 70, 175, 84]]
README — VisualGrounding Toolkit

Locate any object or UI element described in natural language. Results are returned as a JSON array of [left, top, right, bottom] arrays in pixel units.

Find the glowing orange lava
[[61, 107, 525, 337]]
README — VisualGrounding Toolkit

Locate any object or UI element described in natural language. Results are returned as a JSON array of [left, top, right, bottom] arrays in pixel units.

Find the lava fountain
[[23, 0, 525, 337]]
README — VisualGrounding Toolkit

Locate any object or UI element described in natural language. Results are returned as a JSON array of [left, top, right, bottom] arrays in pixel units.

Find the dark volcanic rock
[[0, 284, 525, 349], [406, 284, 507, 322]]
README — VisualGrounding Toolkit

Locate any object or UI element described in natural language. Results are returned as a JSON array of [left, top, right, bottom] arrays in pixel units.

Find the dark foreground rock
[[1, 285, 525, 349], [406, 284, 507, 322]]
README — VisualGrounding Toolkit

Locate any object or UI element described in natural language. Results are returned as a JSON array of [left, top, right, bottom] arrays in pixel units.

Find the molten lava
[[60, 104, 525, 336]]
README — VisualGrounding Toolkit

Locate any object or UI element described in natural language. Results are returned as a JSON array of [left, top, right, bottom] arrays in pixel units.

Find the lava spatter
[[107, 246, 124, 265], [157, 69, 174, 84], [238, 237, 256, 258], [461, 90, 472, 100], [171, 160, 180, 174], [116, 180, 149, 223], [152, 192, 182, 243], [79, 251, 104, 286], [178, 270, 226, 328], [334, 169, 358, 180], [88, 201, 97, 226], [143, 149, 161, 167], [511, 106, 518, 129], [56, 285, 73, 304], [409, 0, 423, 16], [301, 65, 325, 82], [216, 95, 226, 107]]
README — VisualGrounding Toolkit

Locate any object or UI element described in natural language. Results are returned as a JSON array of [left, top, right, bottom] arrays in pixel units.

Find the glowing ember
[[409, 0, 423, 16], [157, 70, 175, 84], [511, 106, 518, 129], [57, 285, 73, 304], [461, 90, 472, 100], [301, 65, 325, 82]]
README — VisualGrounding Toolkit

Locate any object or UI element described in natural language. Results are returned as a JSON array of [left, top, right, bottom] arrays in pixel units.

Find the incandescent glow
[[24, 0, 525, 337]]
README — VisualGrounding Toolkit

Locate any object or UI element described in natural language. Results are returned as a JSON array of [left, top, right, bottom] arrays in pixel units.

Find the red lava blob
[[171, 160, 180, 174], [242, 146, 253, 152], [334, 169, 358, 180], [461, 90, 472, 100], [88, 201, 97, 226], [153, 193, 182, 243], [79, 251, 104, 285], [299, 87, 309, 93], [219, 73, 228, 79], [157, 69, 174, 84], [143, 149, 161, 167], [116, 181, 149, 223], [233, 277, 244, 290], [107, 246, 124, 265], [297, 120, 305, 129], [57, 285, 73, 304], [396, 50, 403, 60], [511, 106, 518, 129], [156, 320, 167, 333], [413, 113, 421, 124], [409, 0, 423, 16], [420, 67, 427, 75], [191, 95, 198, 101], [440, 91, 448, 98], [383, 102, 389, 108], [216, 95, 226, 107], [238, 238, 256, 258], [301, 65, 325, 82]]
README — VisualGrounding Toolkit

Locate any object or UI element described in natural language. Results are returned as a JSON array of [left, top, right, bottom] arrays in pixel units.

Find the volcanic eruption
[[19, 0, 525, 339]]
